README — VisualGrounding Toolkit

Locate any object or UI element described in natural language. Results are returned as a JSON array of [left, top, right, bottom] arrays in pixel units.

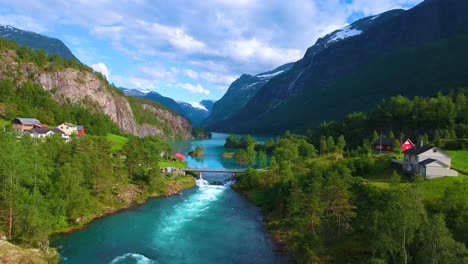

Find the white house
[[403, 144, 458, 179], [57, 123, 78, 136], [29, 127, 70, 140]]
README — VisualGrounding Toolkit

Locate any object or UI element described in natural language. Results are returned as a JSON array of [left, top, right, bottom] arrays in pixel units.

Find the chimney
[[420, 140, 423, 147]]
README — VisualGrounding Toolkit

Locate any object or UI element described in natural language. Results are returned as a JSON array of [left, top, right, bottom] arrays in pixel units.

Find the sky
[[0, 0, 423, 103]]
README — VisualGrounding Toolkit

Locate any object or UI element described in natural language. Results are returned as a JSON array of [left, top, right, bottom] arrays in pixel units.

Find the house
[[28, 127, 70, 140], [373, 137, 394, 153], [401, 139, 415, 152], [12, 118, 41, 131], [402, 144, 458, 179], [173, 153, 186, 160], [76, 125, 85, 136], [57, 123, 77, 135]]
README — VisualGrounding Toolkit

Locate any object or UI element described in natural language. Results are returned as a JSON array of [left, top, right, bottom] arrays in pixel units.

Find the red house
[[401, 139, 414, 152], [373, 137, 394, 153], [76, 125, 85, 136], [173, 153, 186, 160]]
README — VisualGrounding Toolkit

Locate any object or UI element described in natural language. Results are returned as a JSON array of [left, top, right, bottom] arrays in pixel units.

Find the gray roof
[[30, 127, 65, 135], [403, 145, 433, 155], [419, 158, 437, 166], [14, 117, 41, 125]]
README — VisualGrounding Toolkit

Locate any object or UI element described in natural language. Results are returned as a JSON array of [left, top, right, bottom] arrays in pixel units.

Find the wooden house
[[12, 118, 41, 131], [373, 137, 394, 153]]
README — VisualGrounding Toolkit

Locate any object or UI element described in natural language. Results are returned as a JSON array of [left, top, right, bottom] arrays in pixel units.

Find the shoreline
[[232, 184, 292, 262], [51, 176, 196, 236]]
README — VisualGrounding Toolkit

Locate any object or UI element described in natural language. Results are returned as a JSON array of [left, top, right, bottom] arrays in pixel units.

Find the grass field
[[0, 118, 10, 128], [106, 133, 129, 152], [158, 160, 187, 169], [447, 150, 468, 173]]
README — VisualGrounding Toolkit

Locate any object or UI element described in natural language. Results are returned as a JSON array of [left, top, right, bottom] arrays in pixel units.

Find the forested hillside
[[230, 90, 468, 263], [0, 37, 194, 140]]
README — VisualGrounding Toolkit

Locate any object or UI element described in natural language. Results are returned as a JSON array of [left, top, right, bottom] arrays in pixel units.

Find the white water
[[155, 179, 232, 240], [110, 253, 158, 264]]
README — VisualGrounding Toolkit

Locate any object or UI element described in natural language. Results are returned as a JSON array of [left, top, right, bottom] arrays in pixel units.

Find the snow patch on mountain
[[188, 102, 208, 111], [327, 25, 362, 43], [256, 70, 285, 79]]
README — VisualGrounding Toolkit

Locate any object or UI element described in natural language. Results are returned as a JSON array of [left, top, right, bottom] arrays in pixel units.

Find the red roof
[[401, 139, 415, 151], [174, 153, 186, 160]]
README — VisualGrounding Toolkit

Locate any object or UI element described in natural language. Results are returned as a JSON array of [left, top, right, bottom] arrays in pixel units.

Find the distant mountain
[[204, 62, 293, 127], [209, 0, 468, 133], [0, 25, 78, 60], [121, 88, 214, 126]]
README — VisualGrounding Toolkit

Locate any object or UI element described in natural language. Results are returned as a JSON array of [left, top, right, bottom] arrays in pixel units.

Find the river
[[52, 133, 286, 264]]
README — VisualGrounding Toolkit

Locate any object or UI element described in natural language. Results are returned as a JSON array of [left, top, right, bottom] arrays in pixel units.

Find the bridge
[[182, 168, 247, 179], [182, 168, 246, 173]]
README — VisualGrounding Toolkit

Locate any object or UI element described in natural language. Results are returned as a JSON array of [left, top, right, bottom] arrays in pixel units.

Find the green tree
[[336, 135, 346, 154], [415, 214, 468, 264], [326, 136, 335, 153]]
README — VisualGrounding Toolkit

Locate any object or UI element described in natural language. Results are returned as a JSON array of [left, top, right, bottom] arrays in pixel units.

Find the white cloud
[[0, 15, 47, 33], [91, 62, 110, 79], [176, 83, 210, 95], [0, 0, 424, 101]]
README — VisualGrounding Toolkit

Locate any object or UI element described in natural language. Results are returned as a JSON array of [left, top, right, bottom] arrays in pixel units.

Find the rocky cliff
[[0, 48, 194, 139]]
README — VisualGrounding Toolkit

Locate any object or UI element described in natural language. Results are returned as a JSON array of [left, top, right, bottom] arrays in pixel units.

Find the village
[[11, 117, 85, 140]]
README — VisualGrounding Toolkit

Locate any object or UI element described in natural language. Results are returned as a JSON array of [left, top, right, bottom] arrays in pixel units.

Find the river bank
[[55, 176, 196, 235], [2, 176, 196, 264]]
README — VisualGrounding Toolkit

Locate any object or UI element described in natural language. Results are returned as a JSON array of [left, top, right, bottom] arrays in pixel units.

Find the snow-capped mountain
[[204, 62, 293, 127]]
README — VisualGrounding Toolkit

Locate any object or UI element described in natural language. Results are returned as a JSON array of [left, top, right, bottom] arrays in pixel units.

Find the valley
[[0, 0, 467, 263]]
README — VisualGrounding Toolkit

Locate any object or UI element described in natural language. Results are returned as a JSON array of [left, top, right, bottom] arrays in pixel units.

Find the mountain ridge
[[0, 25, 78, 60], [208, 0, 468, 133]]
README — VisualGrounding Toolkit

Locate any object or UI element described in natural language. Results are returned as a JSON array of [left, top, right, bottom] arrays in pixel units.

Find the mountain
[[209, 0, 468, 133], [0, 25, 78, 60], [0, 38, 194, 139], [121, 88, 214, 126], [178, 101, 212, 126], [204, 62, 293, 127]]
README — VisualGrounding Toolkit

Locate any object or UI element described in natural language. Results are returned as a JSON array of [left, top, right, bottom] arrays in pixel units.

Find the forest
[[230, 91, 468, 263]]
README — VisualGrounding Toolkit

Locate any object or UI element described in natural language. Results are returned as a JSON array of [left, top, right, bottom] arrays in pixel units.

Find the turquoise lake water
[[52, 133, 286, 264]]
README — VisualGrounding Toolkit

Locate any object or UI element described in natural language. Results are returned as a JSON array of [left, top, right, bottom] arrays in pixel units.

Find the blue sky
[[0, 0, 422, 103]]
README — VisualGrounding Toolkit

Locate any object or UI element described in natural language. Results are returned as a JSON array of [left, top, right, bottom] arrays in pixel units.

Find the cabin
[[173, 153, 186, 161], [402, 144, 458, 179], [401, 139, 415, 152], [373, 137, 394, 153], [12, 118, 41, 131]]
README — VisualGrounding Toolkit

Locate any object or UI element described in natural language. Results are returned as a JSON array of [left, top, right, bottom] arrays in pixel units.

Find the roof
[[373, 137, 395, 146], [30, 127, 54, 135], [174, 153, 186, 159], [419, 158, 448, 167], [403, 145, 433, 155], [63, 123, 76, 127], [14, 117, 41, 125], [30, 127, 65, 135], [419, 158, 437, 166], [76, 125, 84, 130]]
